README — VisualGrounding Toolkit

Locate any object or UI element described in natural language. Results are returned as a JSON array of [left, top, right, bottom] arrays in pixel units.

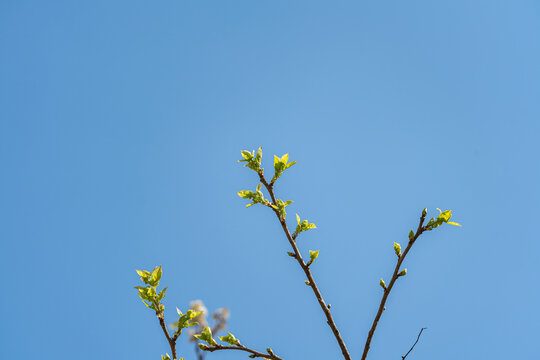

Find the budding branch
[[360, 211, 427, 360], [259, 171, 352, 360]]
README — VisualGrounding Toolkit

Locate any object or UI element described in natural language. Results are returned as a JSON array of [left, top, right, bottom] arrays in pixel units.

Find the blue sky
[[1, 1, 539, 359]]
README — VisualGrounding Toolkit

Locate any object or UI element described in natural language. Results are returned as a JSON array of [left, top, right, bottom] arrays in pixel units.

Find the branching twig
[[402, 327, 427, 360], [360, 211, 427, 360], [203, 344, 284, 360], [258, 171, 352, 360]]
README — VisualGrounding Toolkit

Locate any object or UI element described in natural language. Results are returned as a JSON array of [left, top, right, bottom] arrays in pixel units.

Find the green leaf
[[161, 353, 171, 360], [240, 150, 253, 161], [157, 287, 167, 302], [149, 265, 162, 286], [136, 269, 152, 284], [393, 242, 402, 256], [237, 190, 254, 199], [273, 155, 280, 167], [284, 161, 297, 170]]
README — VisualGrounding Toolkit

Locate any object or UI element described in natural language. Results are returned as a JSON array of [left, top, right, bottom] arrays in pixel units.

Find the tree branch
[[258, 171, 352, 360], [203, 344, 284, 360], [402, 327, 427, 360], [158, 313, 177, 360], [360, 211, 427, 360]]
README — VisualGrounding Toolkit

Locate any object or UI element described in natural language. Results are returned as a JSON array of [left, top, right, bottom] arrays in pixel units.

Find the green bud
[[399, 268, 407, 276], [380, 278, 387, 290], [308, 250, 319, 265], [422, 207, 428, 216], [393, 242, 401, 256], [409, 230, 415, 241], [305, 280, 311, 286], [287, 252, 295, 257]]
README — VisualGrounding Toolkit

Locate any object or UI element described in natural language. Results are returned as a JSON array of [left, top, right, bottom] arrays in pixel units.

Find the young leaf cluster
[[270, 199, 293, 219], [195, 326, 218, 346], [272, 153, 297, 182], [238, 184, 268, 208], [425, 208, 461, 230], [171, 308, 200, 337], [239, 147, 263, 172], [135, 266, 167, 313], [294, 214, 316, 237], [219, 332, 240, 346]]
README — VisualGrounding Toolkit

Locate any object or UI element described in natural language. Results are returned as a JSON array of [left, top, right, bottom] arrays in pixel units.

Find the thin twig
[[204, 344, 284, 360], [360, 211, 427, 360], [402, 327, 427, 360], [258, 171, 352, 360], [158, 314, 177, 360]]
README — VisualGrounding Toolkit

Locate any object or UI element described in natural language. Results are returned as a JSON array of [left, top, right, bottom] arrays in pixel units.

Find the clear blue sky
[[1, 1, 539, 359]]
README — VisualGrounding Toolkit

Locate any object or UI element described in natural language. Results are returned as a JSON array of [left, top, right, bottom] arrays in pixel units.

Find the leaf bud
[[398, 268, 407, 277], [393, 242, 401, 256]]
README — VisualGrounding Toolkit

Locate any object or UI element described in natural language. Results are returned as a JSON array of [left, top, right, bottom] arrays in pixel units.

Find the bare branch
[[402, 327, 427, 360], [360, 211, 427, 360], [203, 344, 284, 360], [258, 171, 352, 360]]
